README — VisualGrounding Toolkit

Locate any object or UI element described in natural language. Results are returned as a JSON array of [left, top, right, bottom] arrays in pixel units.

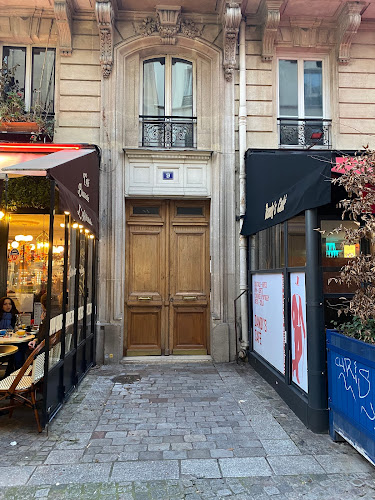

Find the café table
[[0, 344, 19, 380], [0, 333, 35, 345], [0, 345, 18, 357]]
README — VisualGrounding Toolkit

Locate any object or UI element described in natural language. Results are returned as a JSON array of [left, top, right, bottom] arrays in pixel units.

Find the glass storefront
[[0, 144, 99, 428]]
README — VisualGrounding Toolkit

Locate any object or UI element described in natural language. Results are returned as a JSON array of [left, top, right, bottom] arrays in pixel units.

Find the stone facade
[[1, 0, 375, 363]]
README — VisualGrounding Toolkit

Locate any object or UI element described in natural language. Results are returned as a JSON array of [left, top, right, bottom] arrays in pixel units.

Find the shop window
[[2, 46, 55, 113], [141, 56, 196, 148], [321, 219, 360, 294], [253, 223, 285, 270], [288, 215, 306, 267], [278, 58, 330, 148]]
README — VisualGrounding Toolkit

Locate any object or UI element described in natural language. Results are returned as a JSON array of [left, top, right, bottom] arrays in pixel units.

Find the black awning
[[2, 148, 100, 236], [241, 150, 332, 236]]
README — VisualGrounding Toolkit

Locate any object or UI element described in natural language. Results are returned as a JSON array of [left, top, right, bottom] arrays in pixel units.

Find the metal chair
[[0, 340, 45, 432]]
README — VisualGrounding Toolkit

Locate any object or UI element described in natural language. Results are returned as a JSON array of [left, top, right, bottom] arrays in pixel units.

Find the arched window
[[141, 56, 196, 148]]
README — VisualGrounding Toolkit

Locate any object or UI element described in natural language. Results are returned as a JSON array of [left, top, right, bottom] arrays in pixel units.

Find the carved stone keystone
[[156, 5, 181, 44]]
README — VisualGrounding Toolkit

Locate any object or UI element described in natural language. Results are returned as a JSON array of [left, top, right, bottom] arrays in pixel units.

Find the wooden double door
[[125, 199, 210, 356]]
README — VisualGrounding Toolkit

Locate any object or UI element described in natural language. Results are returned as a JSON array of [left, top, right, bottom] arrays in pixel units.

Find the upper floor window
[[2, 45, 55, 113], [278, 58, 331, 149], [141, 56, 196, 148]]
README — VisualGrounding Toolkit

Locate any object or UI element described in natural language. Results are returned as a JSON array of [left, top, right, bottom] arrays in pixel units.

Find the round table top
[[0, 345, 18, 357], [0, 333, 35, 345]]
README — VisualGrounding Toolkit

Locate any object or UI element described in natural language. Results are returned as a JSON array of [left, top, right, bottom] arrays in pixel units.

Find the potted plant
[[0, 65, 53, 139], [326, 148, 375, 465]]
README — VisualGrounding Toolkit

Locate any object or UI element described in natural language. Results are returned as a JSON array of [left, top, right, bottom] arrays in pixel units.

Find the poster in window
[[290, 272, 308, 393], [252, 273, 285, 374]]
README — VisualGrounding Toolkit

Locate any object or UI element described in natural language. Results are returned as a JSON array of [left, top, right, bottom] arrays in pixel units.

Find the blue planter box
[[327, 329, 375, 465]]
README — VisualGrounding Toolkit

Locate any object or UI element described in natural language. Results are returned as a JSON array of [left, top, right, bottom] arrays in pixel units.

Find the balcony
[[278, 118, 332, 149], [140, 115, 197, 148]]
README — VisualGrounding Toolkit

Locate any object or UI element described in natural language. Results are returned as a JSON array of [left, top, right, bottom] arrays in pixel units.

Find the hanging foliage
[[6, 176, 51, 211]]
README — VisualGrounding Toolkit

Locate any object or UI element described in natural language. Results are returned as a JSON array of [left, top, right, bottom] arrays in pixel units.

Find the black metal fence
[[140, 115, 197, 148], [278, 118, 332, 149]]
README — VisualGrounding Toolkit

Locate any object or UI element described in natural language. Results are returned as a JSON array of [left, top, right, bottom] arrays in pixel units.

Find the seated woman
[[0, 297, 18, 330], [0, 297, 23, 373]]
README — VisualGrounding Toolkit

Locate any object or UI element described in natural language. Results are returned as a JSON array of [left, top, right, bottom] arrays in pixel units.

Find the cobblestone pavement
[[0, 360, 375, 499]]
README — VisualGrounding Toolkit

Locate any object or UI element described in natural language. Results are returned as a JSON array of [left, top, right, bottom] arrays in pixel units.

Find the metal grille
[[140, 116, 197, 148], [278, 118, 332, 149]]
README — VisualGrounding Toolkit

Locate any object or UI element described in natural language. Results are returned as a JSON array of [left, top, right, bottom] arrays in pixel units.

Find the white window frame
[[0, 43, 55, 112], [276, 54, 330, 148], [140, 55, 196, 118]]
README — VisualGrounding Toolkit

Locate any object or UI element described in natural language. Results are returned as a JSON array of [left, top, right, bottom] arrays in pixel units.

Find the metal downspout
[[238, 18, 249, 357]]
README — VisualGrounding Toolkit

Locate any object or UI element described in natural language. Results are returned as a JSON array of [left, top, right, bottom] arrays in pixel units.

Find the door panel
[[125, 199, 209, 356]]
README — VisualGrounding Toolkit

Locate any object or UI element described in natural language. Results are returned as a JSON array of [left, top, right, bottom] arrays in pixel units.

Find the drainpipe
[[238, 18, 249, 358]]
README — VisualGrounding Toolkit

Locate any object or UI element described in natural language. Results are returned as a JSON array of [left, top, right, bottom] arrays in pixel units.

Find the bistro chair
[[0, 340, 45, 432]]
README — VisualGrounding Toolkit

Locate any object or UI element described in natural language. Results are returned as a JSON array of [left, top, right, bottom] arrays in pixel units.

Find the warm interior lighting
[[0, 211, 5, 220], [72, 223, 79, 229], [64, 211, 70, 215], [78, 225, 83, 229], [85, 229, 89, 233], [89, 235, 95, 239], [11, 241, 19, 248], [30, 244, 35, 250], [15, 234, 33, 242], [60, 223, 65, 228]]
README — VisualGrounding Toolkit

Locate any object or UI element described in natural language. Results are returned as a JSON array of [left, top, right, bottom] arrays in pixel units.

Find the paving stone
[[219, 458, 272, 477], [267, 455, 325, 475], [44, 450, 84, 465], [0, 466, 35, 486], [314, 454, 374, 473], [261, 439, 301, 456], [111, 460, 180, 481], [181, 459, 222, 479], [28, 463, 112, 485]]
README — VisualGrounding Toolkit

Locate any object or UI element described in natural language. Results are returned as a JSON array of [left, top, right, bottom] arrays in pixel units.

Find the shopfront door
[[125, 199, 210, 356]]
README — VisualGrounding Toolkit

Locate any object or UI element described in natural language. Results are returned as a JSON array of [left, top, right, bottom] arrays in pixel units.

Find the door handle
[[183, 296, 197, 301], [138, 296, 152, 301]]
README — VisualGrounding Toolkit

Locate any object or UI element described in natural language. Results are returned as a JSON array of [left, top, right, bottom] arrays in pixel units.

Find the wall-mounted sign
[[290, 272, 308, 393], [252, 273, 285, 374], [163, 171, 174, 180]]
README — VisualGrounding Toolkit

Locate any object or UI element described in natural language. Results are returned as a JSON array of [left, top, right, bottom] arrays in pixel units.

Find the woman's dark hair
[[0, 296, 19, 319]]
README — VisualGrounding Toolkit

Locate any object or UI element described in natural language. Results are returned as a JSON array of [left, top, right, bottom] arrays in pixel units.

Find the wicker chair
[[0, 340, 45, 432]]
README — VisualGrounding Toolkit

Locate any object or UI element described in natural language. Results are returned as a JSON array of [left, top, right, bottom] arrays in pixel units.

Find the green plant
[[0, 65, 54, 140], [328, 148, 375, 342]]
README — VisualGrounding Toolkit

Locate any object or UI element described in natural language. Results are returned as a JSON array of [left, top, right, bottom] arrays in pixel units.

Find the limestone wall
[[54, 20, 101, 145], [238, 23, 375, 153]]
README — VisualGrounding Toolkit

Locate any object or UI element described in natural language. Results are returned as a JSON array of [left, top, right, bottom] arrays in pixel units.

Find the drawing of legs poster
[[290, 272, 308, 393], [252, 273, 285, 374]]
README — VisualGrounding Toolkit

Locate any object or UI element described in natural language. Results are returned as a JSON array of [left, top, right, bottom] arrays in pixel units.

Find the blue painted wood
[[327, 329, 375, 464]]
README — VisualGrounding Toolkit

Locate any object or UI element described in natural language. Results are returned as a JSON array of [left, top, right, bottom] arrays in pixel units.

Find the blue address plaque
[[163, 171, 174, 180]]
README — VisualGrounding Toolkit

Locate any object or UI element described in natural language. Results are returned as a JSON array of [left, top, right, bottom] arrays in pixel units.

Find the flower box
[[0, 122, 40, 133], [327, 328, 375, 466]]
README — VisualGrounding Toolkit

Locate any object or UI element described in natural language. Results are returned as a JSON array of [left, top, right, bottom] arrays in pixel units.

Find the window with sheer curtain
[[1, 46, 55, 113], [141, 56, 195, 148]]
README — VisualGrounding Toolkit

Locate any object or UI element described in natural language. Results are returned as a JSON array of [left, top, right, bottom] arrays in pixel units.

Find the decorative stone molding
[[95, 0, 115, 78], [289, 17, 323, 47], [222, 2, 242, 82], [54, 0, 73, 56], [260, 0, 283, 61], [136, 13, 202, 42], [156, 5, 181, 44], [337, 1, 364, 64]]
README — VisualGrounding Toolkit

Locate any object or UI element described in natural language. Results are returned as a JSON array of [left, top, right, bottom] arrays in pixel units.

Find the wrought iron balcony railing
[[140, 115, 197, 148], [278, 118, 332, 149]]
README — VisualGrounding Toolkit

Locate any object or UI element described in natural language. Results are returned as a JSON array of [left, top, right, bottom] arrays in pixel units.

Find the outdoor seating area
[[0, 340, 45, 432]]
